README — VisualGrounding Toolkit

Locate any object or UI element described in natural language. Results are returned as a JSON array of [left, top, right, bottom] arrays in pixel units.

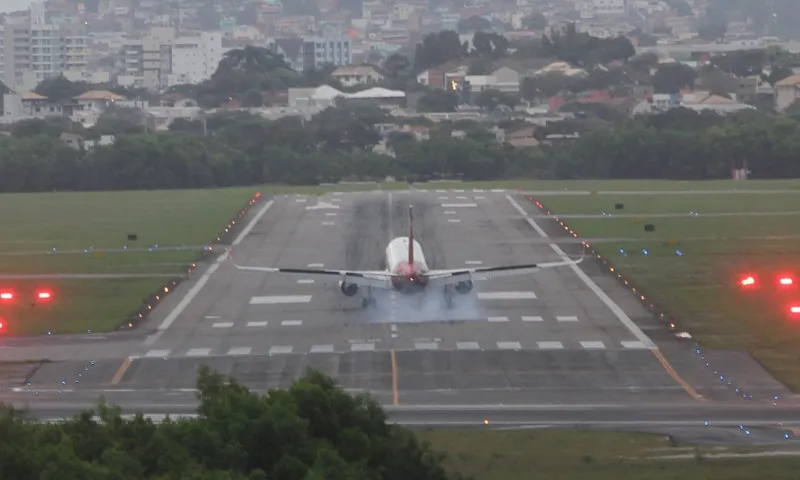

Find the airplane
[[233, 205, 584, 309]]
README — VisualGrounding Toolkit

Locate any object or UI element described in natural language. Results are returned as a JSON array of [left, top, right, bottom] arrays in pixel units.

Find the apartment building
[[266, 36, 352, 71], [119, 27, 223, 90], [0, 7, 88, 91]]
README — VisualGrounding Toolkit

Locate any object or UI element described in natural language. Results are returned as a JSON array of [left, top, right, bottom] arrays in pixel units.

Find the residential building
[[0, 6, 89, 90], [267, 36, 352, 71], [775, 75, 800, 111], [120, 27, 223, 90], [330, 65, 384, 86]]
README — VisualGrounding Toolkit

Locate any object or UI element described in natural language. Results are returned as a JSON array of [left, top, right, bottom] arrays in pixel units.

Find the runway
[[1, 189, 795, 436]]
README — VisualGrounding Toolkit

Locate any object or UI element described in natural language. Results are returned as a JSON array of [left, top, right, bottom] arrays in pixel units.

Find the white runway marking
[[454, 189, 465, 192], [456, 196, 468, 200], [438, 196, 449, 200], [322, 221, 335, 226], [281, 320, 303, 326], [297, 279, 315, 284], [473, 189, 485, 192], [436, 189, 447, 192], [186, 348, 211, 357], [325, 212, 337, 216], [333, 192, 342, 195], [497, 341, 522, 350], [144, 199, 275, 346], [444, 211, 456, 215], [448, 219, 461, 223], [249, 295, 312, 305], [212, 322, 233, 328], [506, 195, 655, 349], [537, 341, 564, 349], [295, 198, 306, 203], [269, 346, 294, 355], [580, 341, 606, 349], [556, 316, 579, 322], [247, 321, 268, 327], [308, 263, 324, 267], [488, 316, 510, 323], [145, 349, 170, 358], [522, 316, 544, 322], [310, 344, 334, 353], [204, 315, 222, 319], [331, 198, 342, 202], [474, 196, 486, 200], [457, 341, 480, 350], [491, 189, 505, 192], [227, 347, 252, 356], [441, 203, 478, 208], [621, 341, 649, 349], [305, 201, 339, 210], [465, 260, 483, 265], [351, 343, 375, 352], [477, 291, 537, 300], [415, 342, 439, 350]]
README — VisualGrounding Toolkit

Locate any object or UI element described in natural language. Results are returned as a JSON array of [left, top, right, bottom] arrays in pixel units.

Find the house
[[506, 126, 540, 147], [531, 62, 588, 77], [680, 92, 755, 113], [2, 92, 63, 123], [490, 67, 520, 93], [74, 90, 127, 111], [330, 65, 384, 87], [775, 75, 800, 111]]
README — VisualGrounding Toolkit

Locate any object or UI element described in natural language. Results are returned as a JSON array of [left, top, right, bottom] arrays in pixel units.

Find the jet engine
[[454, 280, 473, 294], [340, 281, 359, 297]]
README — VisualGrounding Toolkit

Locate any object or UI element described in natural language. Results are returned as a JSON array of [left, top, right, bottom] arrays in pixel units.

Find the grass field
[[417, 429, 800, 480], [532, 187, 800, 391], [0, 188, 259, 336]]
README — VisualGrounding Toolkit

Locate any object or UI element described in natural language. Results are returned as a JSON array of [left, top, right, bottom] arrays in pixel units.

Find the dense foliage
[[1, 105, 799, 192], [0, 367, 464, 480]]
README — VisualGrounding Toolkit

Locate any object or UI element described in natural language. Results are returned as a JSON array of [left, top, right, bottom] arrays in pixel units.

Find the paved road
[[0, 189, 793, 440]]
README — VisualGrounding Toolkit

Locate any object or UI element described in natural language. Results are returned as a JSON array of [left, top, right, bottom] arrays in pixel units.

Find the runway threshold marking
[[111, 356, 137, 385], [506, 194, 704, 402], [391, 349, 399, 406], [143, 199, 275, 346]]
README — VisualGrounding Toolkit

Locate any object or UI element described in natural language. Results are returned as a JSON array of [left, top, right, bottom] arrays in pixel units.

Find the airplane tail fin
[[408, 205, 414, 265]]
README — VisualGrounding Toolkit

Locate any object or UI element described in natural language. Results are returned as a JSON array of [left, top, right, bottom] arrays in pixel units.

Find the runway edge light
[[779, 275, 794, 287], [739, 275, 757, 288]]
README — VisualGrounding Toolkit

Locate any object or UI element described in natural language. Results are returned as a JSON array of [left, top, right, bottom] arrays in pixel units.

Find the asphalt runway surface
[[2, 188, 799, 442]]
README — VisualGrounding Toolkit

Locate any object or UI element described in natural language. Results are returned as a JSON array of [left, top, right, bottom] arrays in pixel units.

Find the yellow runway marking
[[651, 348, 705, 401], [111, 356, 135, 385], [391, 349, 399, 406]]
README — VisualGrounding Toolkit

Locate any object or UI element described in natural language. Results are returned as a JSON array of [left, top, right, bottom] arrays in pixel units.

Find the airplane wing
[[424, 257, 585, 288], [232, 264, 399, 290]]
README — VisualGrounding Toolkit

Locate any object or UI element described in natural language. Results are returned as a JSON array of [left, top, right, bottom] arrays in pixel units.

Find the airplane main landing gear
[[362, 287, 377, 309], [443, 287, 454, 310]]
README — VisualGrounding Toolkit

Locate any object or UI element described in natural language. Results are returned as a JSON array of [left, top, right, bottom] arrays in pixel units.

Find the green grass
[[534, 190, 800, 391], [417, 429, 800, 480], [0, 188, 260, 335]]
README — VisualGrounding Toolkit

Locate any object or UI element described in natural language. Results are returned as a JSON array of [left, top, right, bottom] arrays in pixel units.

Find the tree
[[34, 76, 93, 103], [666, 0, 693, 16], [413, 31, 467, 73], [652, 63, 697, 93], [541, 24, 635, 66], [457, 15, 491, 33], [521, 12, 547, 30], [697, 23, 727, 42], [0, 368, 461, 479], [471, 31, 509, 58], [416, 90, 459, 113]]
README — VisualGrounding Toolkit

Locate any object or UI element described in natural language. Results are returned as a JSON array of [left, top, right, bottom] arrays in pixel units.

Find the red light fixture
[[740, 275, 757, 287], [791, 305, 800, 315], [0, 292, 13, 300], [779, 276, 795, 287], [36, 291, 52, 300]]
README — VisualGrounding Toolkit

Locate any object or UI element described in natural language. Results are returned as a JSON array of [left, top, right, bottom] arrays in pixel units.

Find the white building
[[576, 0, 627, 18], [0, 4, 89, 90], [119, 27, 223, 90], [267, 36, 352, 71], [167, 32, 223, 87]]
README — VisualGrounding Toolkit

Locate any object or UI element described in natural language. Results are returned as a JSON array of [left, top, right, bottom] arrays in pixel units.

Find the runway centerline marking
[[186, 348, 211, 357], [297, 279, 315, 284], [212, 322, 233, 328], [441, 203, 478, 208], [556, 316, 579, 322], [506, 194, 704, 402], [522, 316, 543, 322], [488, 316, 510, 323], [246, 321, 268, 327], [308, 263, 324, 268], [111, 356, 136, 385], [281, 320, 302, 326], [448, 219, 461, 223], [465, 260, 483, 265], [143, 199, 275, 346], [391, 349, 399, 406]]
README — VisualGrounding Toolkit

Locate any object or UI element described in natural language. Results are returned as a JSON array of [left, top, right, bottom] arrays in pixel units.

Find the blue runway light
[[642, 249, 649, 255], [675, 249, 683, 256], [619, 248, 625, 255]]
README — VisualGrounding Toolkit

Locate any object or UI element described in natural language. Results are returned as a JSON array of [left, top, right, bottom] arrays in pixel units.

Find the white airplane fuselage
[[385, 237, 429, 292]]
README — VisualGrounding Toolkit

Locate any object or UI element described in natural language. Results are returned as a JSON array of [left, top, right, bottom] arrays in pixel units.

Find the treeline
[[1, 106, 798, 193], [0, 367, 465, 479]]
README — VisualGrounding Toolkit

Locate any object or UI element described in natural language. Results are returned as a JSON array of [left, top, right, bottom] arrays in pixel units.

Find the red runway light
[[37, 291, 51, 300], [779, 277, 794, 286], [0, 292, 13, 300], [740, 276, 756, 287], [791, 305, 800, 315]]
